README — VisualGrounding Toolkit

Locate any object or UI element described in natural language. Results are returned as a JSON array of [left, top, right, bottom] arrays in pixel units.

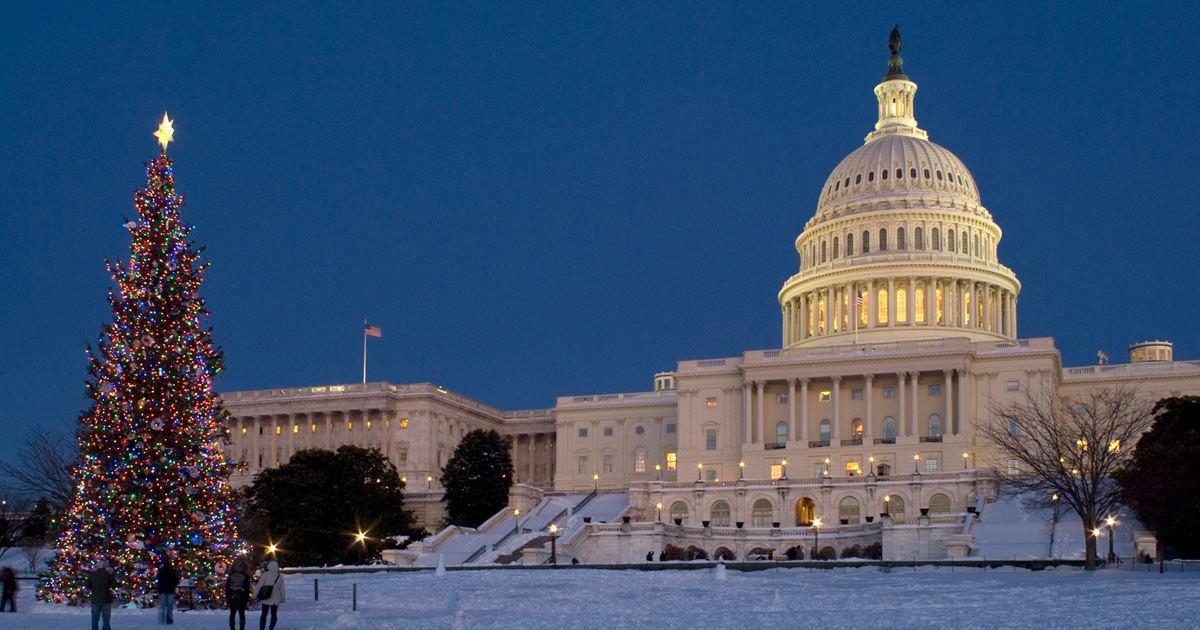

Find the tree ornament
[[150, 418, 164, 430], [141, 335, 155, 347]]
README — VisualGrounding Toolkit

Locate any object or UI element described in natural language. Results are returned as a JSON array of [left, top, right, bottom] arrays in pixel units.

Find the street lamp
[[655, 464, 661, 481], [781, 459, 788, 480], [812, 518, 822, 560], [1106, 516, 1116, 564], [823, 457, 830, 477], [593, 473, 599, 492], [884, 495, 891, 517], [913, 453, 920, 474], [549, 524, 558, 565], [868, 456, 875, 477], [427, 475, 433, 489], [656, 502, 663, 522], [739, 461, 745, 479], [963, 452, 969, 470], [513, 509, 521, 535], [697, 462, 704, 481]]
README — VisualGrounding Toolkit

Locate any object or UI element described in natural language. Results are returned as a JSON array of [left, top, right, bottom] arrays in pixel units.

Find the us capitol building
[[219, 33, 1200, 561]]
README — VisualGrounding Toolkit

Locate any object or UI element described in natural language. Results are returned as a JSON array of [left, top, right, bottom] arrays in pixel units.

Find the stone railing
[[646, 470, 975, 491], [1062, 360, 1200, 381], [782, 252, 1018, 286], [220, 381, 504, 415], [556, 390, 678, 407]]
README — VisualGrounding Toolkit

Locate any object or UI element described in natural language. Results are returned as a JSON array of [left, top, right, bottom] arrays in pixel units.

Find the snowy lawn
[[7, 565, 1197, 629]]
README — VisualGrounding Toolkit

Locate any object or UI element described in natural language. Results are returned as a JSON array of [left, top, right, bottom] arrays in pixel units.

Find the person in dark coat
[[89, 558, 118, 630], [1, 566, 17, 612], [253, 560, 286, 630], [155, 554, 180, 625], [646, 551, 654, 562], [225, 556, 253, 630]]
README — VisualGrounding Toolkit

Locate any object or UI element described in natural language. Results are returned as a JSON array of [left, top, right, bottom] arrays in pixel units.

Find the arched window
[[915, 226, 923, 250], [833, 236, 839, 259], [868, 170, 875, 182], [821, 240, 827, 263], [882, 168, 889, 180], [963, 291, 971, 326], [947, 230, 956, 252], [855, 174, 861, 184], [910, 167, 918, 179], [752, 499, 774, 527], [877, 289, 888, 324], [846, 233, 855, 256], [633, 446, 646, 473], [819, 419, 831, 445], [897, 227, 906, 250], [859, 290, 868, 325], [883, 417, 895, 441], [936, 288, 944, 323], [896, 288, 907, 323], [862, 230, 870, 253], [850, 418, 863, 440], [669, 501, 689, 525], [711, 500, 731, 527], [929, 494, 952, 515], [886, 494, 906, 517], [879, 228, 888, 251], [775, 421, 788, 447], [839, 497, 860, 524], [796, 498, 815, 526], [961, 231, 969, 253], [931, 227, 940, 251], [929, 414, 942, 439], [974, 234, 980, 257], [817, 299, 826, 333], [915, 287, 925, 323]]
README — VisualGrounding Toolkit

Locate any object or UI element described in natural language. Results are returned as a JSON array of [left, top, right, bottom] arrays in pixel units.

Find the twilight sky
[[2, 2, 1197, 462]]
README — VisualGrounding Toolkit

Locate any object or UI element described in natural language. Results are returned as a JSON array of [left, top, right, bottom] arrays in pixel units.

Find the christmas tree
[[39, 115, 246, 605]]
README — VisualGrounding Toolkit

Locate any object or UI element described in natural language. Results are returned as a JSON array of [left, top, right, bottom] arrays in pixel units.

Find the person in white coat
[[253, 560, 286, 630]]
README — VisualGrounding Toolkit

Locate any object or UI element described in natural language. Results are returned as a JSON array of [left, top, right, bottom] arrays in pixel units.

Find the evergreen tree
[[441, 429, 514, 528], [1117, 396, 1200, 558], [39, 116, 244, 604], [243, 446, 417, 566]]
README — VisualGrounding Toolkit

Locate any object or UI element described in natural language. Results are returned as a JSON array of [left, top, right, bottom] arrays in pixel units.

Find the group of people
[[84, 553, 287, 630]]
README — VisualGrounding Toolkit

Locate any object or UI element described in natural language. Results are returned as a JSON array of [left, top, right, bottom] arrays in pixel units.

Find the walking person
[[225, 556, 253, 630], [253, 560, 286, 630], [155, 553, 180, 625], [89, 558, 118, 630], [1, 566, 17, 612]]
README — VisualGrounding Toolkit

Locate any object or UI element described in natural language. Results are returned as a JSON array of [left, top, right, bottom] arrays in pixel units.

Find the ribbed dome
[[815, 134, 980, 216]]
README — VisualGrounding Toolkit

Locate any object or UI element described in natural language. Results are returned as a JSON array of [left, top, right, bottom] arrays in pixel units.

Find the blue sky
[[2, 2, 1197, 462]]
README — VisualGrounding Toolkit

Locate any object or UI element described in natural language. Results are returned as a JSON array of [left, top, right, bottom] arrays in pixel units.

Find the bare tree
[[0, 425, 80, 511], [982, 384, 1155, 570], [0, 489, 34, 561]]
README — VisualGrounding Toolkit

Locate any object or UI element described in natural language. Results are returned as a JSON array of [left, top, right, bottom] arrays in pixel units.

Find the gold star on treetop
[[154, 113, 174, 151]]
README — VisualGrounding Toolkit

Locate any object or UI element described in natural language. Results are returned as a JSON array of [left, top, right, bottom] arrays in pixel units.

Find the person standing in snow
[[1, 566, 18, 612], [155, 553, 180, 624], [88, 558, 118, 630], [253, 560, 286, 630], [225, 556, 253, 630]]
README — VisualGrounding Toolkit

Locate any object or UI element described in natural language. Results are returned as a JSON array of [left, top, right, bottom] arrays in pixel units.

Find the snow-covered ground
[[5, 565, 1197, 629]]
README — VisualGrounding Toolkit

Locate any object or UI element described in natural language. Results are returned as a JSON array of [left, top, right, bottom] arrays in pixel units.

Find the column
[[825, 285, 835, 335], [755, 380, 766, 446], [907, 277, 916, 325], [252, 415, 262, 470], [927, 278, 936, 326], [799, 378, 810, 443], [787, 378, 797, 442], [863, 374, 874, 443], [887, 277, 896, 327], [909, 371, 919, 438], [985, 284, 993, 332], [270, 416, 279, 467], [325, 413, 333, 451], [783, 303, 790, 345], [956, 369, 966, 436], [896, 372, 906, 440], [831, 376, 842, 443], [743, 382, 753, 444], [943, 370, 954, 439], [866, 282, 876, 328], [799, 293, 808, 340]]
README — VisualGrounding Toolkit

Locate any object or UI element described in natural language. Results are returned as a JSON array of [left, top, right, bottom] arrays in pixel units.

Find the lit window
[[603, 427, 613, 437], [929, 384, 941, 396], [851, 388, 863, 400], [437, 421, 443, 432], [399, 418, 408, 428], [896, 288, 907, 323], [666, 452, 677, 470], [705, 429, 717, 450], [275, 426, 280, 434], [819, 391, 832, 402], [706, 397, 718, 408], [925, 458, 938, 473], [883, 387, 895, 398], [770, 464, 783, 479], [1007, 381, 1020, 391], [915, 288, 925, 322], [348, 423, 353, 431], [241, 428, 246, 434], [666, 423, 676, 434], [850, 419, 862, 439], [777, 394, 788, 404], [1109, 440, 1121, 453], [603, 454, 613, 473], [860, 291, 868, 325], [577, 455, 588, 474], [818, 299, 826, 333], [634, 446, 646, 472], [311, 424, 316, 432], [367, 421, 373, 430], [292, 425, 298, 433], [878, 289, 888, 323], [579, 428, 588, 438], [846, 461, 861, 475], [936, 288, 944, 323]]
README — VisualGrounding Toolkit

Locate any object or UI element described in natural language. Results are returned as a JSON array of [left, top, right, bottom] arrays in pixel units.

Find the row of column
[[782, 277, 1016, 345], [740, 369, 965, 446], [509, 433, 555, 484], [231, 408, 400, 471]]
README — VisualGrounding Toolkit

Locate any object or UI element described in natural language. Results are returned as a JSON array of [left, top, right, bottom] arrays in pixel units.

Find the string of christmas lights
[[39, 118, 247, 606]]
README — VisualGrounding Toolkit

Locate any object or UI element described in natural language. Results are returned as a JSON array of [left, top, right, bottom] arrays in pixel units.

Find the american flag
[[855, 295, 864, 305], [364, 324, 382, 338]]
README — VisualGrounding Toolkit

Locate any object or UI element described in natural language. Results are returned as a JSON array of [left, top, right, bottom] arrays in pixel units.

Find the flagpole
[[363, 318, 368, 384]]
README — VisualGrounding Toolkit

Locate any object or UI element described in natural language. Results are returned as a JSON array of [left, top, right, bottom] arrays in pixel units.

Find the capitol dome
[[778, 31, 1020, 349]]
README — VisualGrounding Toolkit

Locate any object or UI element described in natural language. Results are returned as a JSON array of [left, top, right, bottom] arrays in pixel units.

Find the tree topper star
[[154, 113, 175, 151]]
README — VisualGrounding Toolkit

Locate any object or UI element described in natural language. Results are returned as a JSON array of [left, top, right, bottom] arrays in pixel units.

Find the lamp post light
[[913, 453, 920, 474], [812, 518, 822, 560], [697, 462, 704, 481], [593, 473, 599, 492], [549, 524, 558, 566], [655, 464, 661, 481], [656, 502, 663, 522], [963, 452, 969, 470], [354, 531, 368, 564], [739, 461, 745, 480], [781, 459, 788, 480], [427, 475, 433, 489], [513, 509, 521, 535], [823, 457, 830, 477], [868, 456, 875, 477], [1106, 516, 1116, 564], [884, 495, 890, 517]]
